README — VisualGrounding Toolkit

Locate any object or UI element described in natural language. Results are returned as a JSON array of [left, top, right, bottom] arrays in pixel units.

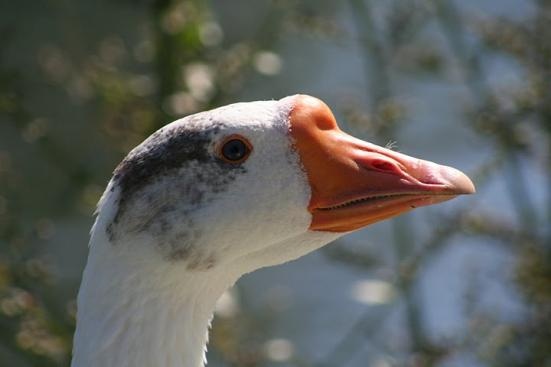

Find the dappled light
[[0, 0, 549, 366]]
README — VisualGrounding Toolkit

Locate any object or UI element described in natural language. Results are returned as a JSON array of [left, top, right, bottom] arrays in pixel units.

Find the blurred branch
[[349, 0, 391, 112], [315, 207, 474, 367], [151, 0, 191, 128], [338, 1, 453, 366], [433, 0, 539, 235], [433, 1, 551, 365], [313, 303, 390, 367]]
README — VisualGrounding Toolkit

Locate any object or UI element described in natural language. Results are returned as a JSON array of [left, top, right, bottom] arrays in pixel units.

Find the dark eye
[[219, 135, 252, 163]]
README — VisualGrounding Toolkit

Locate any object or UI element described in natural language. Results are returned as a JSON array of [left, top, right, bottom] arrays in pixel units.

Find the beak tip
[[442, 166, 476, 195]]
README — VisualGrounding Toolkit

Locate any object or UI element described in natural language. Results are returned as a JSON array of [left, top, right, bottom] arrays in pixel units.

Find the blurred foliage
[[0, 0, 549, 366]]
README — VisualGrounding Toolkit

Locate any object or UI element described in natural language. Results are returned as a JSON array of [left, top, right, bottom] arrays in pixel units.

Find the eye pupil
[[221, 139, 249, 162]]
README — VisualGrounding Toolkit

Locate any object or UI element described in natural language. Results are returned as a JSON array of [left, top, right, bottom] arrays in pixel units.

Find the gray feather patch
[[107, 118, 245, 267]]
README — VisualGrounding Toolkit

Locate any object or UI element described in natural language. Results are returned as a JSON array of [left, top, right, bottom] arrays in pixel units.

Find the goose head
[[96, 94, 473, 274], [74, 94, 474, 367]]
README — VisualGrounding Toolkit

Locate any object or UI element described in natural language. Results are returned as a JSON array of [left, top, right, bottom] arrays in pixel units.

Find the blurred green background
[[0, 0, 549, 366]]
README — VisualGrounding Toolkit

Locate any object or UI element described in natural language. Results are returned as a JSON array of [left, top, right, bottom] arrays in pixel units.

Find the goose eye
[[218, 135, 252, 163]]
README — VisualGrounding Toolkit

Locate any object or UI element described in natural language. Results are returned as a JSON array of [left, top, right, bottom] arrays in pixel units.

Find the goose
[[71, 94, 475, 367]]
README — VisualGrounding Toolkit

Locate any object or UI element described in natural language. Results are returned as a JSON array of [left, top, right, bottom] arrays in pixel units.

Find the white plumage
[[71, 95, 474, 367]]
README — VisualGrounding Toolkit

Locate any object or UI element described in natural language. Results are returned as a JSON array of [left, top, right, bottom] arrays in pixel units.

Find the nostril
[[371, 159, 402, 175]]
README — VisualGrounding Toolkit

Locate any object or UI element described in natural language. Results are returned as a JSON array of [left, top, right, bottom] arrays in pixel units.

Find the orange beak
[[285, 95, 475, 233]]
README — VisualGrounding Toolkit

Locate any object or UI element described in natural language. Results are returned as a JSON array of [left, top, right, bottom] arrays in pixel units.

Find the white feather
[[72, 97, 342, 367]]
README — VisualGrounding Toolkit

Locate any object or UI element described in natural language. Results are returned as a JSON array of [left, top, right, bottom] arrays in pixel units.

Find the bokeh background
[[1, 0, 550, 366]]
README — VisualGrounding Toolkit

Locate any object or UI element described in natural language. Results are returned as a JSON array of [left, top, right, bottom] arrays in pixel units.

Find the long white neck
[[71, 178, 338, 367], [71, 226, 236, 367]]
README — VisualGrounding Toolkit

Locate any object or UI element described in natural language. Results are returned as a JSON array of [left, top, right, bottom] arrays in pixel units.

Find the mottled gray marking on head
[[107, 114, 246, 268], [113, 117, 221, 221]]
